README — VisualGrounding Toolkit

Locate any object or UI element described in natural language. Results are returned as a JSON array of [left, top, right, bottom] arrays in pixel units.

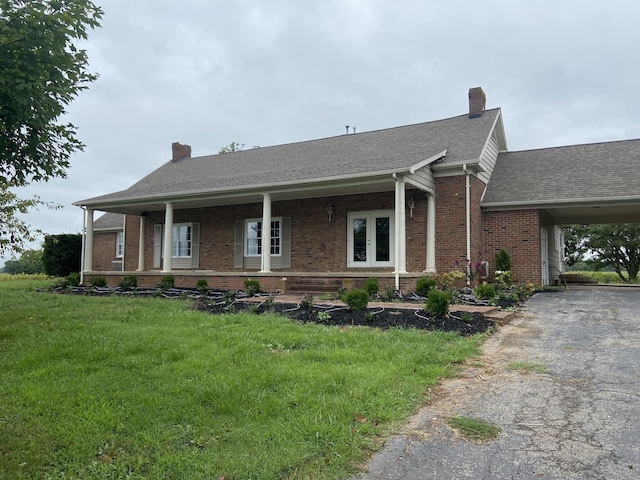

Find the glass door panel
[[375, 217, 390, 262], [352, 217, 367, 262]]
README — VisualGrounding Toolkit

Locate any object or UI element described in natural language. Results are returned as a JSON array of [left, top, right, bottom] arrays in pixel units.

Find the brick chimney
[[171, 142, 191, 161], [468, 87, 486, 118]]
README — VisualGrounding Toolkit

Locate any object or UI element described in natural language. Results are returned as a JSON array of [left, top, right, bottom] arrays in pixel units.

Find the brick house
[[75, 88, 640, 291]]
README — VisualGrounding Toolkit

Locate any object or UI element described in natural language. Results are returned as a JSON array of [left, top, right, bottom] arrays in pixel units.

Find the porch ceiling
[[543, 202, 640, 225]]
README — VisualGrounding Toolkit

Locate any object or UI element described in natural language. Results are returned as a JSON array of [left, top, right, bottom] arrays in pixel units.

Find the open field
[[564, 270, 636, 284], [0, 278, 482, 479]]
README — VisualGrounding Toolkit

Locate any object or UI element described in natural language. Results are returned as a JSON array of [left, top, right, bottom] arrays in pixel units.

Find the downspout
[[80, 206, 86, 285], [393, 173, 400, 291], [463, 164, 471, 286]]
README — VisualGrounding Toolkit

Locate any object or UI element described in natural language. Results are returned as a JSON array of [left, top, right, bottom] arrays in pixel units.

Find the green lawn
[[0, 278, 482, 479]]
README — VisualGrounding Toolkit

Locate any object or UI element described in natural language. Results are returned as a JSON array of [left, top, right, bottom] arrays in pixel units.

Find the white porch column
[[260, 193, 272, 272], [84, 208, 94, 272], [425, 193, 437, 273], [137, 216, 146, 271], [162, 202, 173, 272], [394, 177, 407, 290]]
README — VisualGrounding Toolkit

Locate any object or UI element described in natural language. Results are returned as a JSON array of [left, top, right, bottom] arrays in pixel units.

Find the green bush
[[379, 286, 397, 302], [90, 276, 107, 288], [196, 279, 208, 292], [474, 282, 496, 300], [341, 289, 369, 312], [415, 276, 437, 297], [65, 272, 80, 287], [362, 277, 379, 296], [495, 249, 512, 272], [42, 234, 82, 277], [119, 275, 137, 289], [425, 290, 452, 318], [244, 279, 261, 296], [300, 294, 314, 309], [158, 275, 175, 290]]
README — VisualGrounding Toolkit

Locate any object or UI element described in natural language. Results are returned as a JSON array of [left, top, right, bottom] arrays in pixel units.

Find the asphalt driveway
[[355, 286, 640, 479]]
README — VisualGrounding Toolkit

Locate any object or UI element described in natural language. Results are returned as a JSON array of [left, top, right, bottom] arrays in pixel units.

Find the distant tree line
[[2, 234, 81, 277]]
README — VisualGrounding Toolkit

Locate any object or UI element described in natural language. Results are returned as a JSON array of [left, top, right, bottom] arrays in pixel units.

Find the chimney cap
[[468, 87, 486, 118]]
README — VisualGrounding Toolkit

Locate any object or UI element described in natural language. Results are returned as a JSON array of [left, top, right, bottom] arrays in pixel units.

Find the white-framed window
[[115, 231, 124, 258], [347, 210, 394, 268], [153, 222, 200, 269], [234, 217, 291, 269], [244, 218, 281, 257], [172, 224, 192, 258]]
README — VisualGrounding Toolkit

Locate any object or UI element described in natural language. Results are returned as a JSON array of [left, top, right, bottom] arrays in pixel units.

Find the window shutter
[[234, 220, 244, 268], [191, 223, 200, 268], [153, 224, 163, 268], [281, 217, 291, 268]]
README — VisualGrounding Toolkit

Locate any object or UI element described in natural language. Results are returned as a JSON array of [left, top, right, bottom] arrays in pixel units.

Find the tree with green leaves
[[564, 224, 640, 283], [2, 248, 44, 274], [0, 0, 103, 256]]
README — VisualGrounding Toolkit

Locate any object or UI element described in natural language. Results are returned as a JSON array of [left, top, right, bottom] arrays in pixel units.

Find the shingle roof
[[76, 109, 501, 207], [93, 212, 124, 230], [482, 139, 640, 207]]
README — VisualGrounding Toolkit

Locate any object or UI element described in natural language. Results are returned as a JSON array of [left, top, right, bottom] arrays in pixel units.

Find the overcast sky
[[6, 0, 640, 263]]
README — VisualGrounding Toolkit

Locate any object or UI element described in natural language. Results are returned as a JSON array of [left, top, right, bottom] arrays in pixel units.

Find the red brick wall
[[482, 209, 541, 284], [124, 190, 429, 274], [434, 175, 485, 274], [93, 232, 119, 271]]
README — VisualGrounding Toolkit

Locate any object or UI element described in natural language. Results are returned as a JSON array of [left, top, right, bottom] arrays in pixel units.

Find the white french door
[[347, 211, 394, 268]]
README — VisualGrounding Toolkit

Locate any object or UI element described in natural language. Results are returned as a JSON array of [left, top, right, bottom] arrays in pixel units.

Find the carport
[[482, 139, 640, 284]]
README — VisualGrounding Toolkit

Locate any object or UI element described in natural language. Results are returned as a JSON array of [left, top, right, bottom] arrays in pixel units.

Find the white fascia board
[[77, 168, 411, 211], [409, 149, 448, 174]]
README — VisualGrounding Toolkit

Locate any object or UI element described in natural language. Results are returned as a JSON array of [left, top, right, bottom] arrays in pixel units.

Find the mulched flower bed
[[45, 286, 497, 335], [194, 299, 495, 335]]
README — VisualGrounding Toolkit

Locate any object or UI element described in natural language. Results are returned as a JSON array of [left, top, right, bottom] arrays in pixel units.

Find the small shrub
[[119, 275, 137, 289], [341, 289, 369, 312], [379, 286, 397, 302], [495, 249, 512, 272], [362, 277, 379, 296], [317, 311, 331, 321], [196, 279, 208, 292], [460, 311, 473, 323], [90, 276, 107, 288], [300, 294, 314, 309], [244, 279, 261, 296], [66, 272, 80, 286], [425, 290, 452, 318], [158, 275, 175, 290], [415, 276, 437, 297], [474, 282, 496, 300]]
